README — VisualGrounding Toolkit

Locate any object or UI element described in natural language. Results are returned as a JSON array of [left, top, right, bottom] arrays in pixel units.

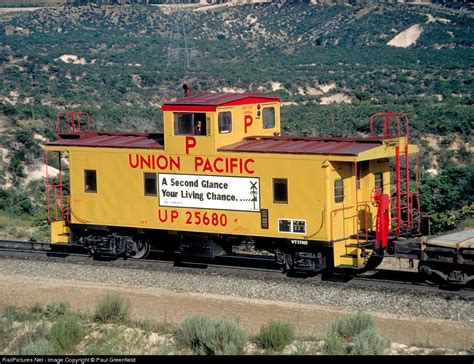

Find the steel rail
[[0, 239, 472, 296]]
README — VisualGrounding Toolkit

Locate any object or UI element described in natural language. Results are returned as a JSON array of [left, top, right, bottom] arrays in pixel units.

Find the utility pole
[[166, 0, 193, 69]]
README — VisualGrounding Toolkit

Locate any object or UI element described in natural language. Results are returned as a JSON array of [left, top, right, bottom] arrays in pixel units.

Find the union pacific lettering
[[129, 154, 181, 171], [128, 153, 255, 175], [194, 157, 254, 174]]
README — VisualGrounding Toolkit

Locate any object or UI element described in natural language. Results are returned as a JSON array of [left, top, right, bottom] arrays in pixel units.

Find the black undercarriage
[[69, 224, 331, 276], [68, 224, 473, 285]]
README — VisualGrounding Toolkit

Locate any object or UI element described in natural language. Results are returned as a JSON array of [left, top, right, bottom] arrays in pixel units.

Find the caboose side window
[[375, 172, 384, 192], [356, 161, 368, 190], [84, 170, 97, 193], [218, 111, 232, 134], [263, 107, 275, 129], [174, 113, 207, 136], [334, 179, 344, 203], [144, 173, 157, 196], [273, 178, 288, 203]]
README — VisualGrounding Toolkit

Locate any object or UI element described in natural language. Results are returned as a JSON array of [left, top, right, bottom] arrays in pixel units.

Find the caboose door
[[330, 162, 355, 242]]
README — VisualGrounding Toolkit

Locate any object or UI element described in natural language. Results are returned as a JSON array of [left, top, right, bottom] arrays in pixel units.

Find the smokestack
[[183, 83, 192, 97]]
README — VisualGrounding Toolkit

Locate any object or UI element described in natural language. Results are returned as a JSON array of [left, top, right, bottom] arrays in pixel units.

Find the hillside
[[0, 2, 472, 237]]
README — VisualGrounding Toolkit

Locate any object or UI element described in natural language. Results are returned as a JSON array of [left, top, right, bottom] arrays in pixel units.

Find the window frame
[[262, 107, 276, 129], [334, 178, 344, 204], [173, 112, 207, 136], [218, 111, 232, 134], [374, 172, 384, 193], [273, 178, 288, 204], [144, 172, 157, 196], [84, 170, 97, 193]]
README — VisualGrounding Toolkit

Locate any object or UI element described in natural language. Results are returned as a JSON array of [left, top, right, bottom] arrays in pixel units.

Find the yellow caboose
[[45, 92, 420, 274]]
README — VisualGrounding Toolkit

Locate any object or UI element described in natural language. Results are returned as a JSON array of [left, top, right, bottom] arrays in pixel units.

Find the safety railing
[[56, 112, 91, 135]]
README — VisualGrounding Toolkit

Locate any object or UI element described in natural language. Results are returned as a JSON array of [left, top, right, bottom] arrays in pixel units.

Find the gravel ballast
[[0, 255, 472, 323]]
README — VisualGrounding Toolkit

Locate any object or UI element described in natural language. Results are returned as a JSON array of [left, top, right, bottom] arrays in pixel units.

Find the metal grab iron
[[374, 190, 390, 250]]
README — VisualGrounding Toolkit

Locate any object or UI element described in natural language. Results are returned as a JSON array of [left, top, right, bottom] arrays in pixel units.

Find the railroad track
[[1, 239, 472, 299]]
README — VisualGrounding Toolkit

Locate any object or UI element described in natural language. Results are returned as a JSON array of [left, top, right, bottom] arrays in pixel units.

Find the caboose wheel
[[131, 240, 150, 259]]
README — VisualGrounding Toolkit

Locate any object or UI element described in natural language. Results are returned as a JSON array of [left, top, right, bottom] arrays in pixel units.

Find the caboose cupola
[[161, 93, 281, 156]]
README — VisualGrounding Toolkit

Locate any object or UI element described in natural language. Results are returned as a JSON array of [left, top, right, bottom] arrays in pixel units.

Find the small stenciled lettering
[[278, 219, 307, 234], [290, 239, 309, 245]]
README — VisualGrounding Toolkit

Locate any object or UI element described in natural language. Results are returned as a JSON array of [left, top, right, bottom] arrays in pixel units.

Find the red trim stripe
[[161, 105, 217, 112]]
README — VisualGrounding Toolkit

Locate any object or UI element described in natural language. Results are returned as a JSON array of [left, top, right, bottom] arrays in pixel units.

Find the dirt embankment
[[1, 274, 472, 350]]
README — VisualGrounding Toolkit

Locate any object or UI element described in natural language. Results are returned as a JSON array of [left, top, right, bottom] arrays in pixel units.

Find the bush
[[258, 320, 295, 352], [292, 339, 313, 355], [84, 326, 124, 356], [332, 312, 375, 340], [48, 314, 84, 354], [94, 294, 131, 324], [0, 320, 14, 350], [3, 306, 41, 323], [29, 303, 44, 315], [12, 321, 49, 353], [351, 328, 390, 355], [175, 315, 247, 355], [321, 328, 346, 355], [46, 301, 70, 318], [20, 339, 54, 355]]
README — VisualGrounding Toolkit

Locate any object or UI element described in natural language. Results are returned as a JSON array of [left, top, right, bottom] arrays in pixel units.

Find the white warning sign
[[158, 173, 260, 212]]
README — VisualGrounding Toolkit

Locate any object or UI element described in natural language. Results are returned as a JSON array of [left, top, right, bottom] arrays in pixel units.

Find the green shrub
[[13, 322, 49, 353], [0, 320, 14, 351], [321, 328, 346, 355], [84, 326, 124, 356], [136, 318, 153, 334], [332, 312, 375, 340], [20, 339, 54, 355], [351, 328, 390, 355], [258, 320, 295, 352], [3, 306, 22, 324], [175, 315, 247, 355], [29, 303, 44, 315], [46, 301, 70, 318], [48, 314, 84, 354], [94, 294, 131, 324], [292, 339, 313, 355], [3, 306, 40, 323]]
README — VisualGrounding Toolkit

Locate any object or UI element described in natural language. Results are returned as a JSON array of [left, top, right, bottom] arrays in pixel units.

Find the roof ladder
[[370, 112, 421, 238]]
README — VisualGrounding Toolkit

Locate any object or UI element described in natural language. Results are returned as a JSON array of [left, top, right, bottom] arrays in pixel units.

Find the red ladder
[[370, 113, 421, 238]]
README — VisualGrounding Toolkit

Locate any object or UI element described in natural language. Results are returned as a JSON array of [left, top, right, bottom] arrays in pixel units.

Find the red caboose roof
[[161, 92, 281, 112], [47, 132, 163, 149], [219, 136, 384, 156]]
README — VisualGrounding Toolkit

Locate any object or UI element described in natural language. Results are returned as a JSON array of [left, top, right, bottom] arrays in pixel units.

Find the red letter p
[[244, 115, 253, 134], [185, 136, 196, 155]]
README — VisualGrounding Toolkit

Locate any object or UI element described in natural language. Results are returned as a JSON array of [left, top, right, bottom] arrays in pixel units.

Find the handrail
[[356, 202, 372, 243], [46, 184, 63, 223], [305, 206, 326, 239], [56, 112, 91, 135], [369, 112, 409, 139], [330, 205, 354, 242]]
